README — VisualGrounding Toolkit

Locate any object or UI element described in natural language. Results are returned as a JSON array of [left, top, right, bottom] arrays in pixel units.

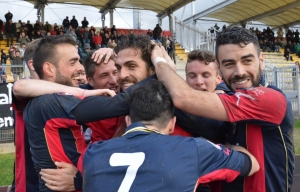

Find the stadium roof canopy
[[24, 0, 193, 18], [183, 0, 300, 29]]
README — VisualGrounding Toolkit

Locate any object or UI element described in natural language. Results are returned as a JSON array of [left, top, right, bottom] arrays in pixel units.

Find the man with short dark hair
[[154, 26, 294, 192], [70, 15, 79, 30], [82, 52, 122, 142], [62, 16, 70, 32], [19, 35, 154, 192], [83, 80, 259, 191], [5, 19, 16, 47], [81, 17, 89, 28]]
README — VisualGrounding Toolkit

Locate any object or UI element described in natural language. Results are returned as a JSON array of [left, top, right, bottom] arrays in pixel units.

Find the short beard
[[55, 69, 74, 87], [223, 67, 262, 92]]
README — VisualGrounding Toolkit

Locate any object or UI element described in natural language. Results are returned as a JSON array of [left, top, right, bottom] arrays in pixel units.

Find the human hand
[[83, 89, 116, 97], [96, 88, 116, 97], [40, 162, 77, 192], [151, 42, 176, 71], [92, 48, 116, 64]]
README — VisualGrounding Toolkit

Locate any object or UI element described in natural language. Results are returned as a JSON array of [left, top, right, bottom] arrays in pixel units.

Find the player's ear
[[27, 60, 34, 71], [43, 62, 55, 77], [168, 116, 176, 134], [125, 115, 132, 127]]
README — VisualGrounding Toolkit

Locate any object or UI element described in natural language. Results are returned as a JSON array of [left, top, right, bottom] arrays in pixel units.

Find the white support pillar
[[101, 13, 105, 28], [193, 20, 197, 50], [41, 4, 45, 24], [157, 18, 162, 26], [168, 13, 174, 37], [109, 9, 114, 28], [37, 9, 41, 22]]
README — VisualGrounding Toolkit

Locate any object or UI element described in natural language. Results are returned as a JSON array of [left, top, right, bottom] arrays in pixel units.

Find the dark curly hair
[[114, 34, 154, 71], [216, 26, 260, 62]]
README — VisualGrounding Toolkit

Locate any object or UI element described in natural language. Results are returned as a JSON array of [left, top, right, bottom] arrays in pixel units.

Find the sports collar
[[123, 122, 162, 136]]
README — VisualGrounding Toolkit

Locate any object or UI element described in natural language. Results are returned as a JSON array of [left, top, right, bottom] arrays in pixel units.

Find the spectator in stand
[[19, 43, 26, 58], [34, 30, 43, 39], [284, 47, 292, 61], [101, 33, 110, 48], [161, 33, 167, 49], [69, 29, 77, 42], [103, 26, 109, 34], [36, 22, 45, 36], [209, 26, 214, 34], [129, 29, 134, 35], [59, 28, 64, 35], [89, 26, 96, 33], [82, 17, 89, 28], [5, 11, 13, 22], [75, 28, 84, 47], [0, 65, 6, 83], [18, 31, 30, 46], [153, 24, 162, 42], [50, 26, 57, 36], [44, 21, 52, 33], [26, 20, 33, 40], [167, 36, 176, 64], [94, 31, 102, 49], [33, 20, 39, 34], [63, 16, 70, 32], [274, 39, 280, 52], [119, 30, 125, 40], [146, 29, 152, 38], [82, 43, 91, 60], [222, 24, 226, 31], [9, 50, 24, 82], [89, 30, 96, 49], [0, 19, 3, 40], [70, 15, 79, 30], [111, 30, 118, 44], [5, 19, 16, 47], [82, 27, 90, 44], [15, 20, 22, 38], [19, 22, 28, 35], [46, 32, 51, 36], [214, 23, 220, 31], [294, 42, 300, 57], [111, 25, 117, 34], [277, 27, 284, 38], [1, 49, 7, 64], [100, 29, 105, 39], [53, 24, 59, 35]]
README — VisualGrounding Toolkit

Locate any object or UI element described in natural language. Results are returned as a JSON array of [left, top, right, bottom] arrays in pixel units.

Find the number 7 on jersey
[[109, 152, 145, 192]]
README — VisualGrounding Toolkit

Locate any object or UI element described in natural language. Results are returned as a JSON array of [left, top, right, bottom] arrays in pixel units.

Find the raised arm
[[152, 45, 229, 121], [13, 79, 115, 99]]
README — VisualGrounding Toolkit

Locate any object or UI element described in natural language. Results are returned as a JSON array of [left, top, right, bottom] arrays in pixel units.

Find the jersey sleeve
[[218, 87, 286, 124], [72, 74, 158, 124], [194, 138, 251, 183]]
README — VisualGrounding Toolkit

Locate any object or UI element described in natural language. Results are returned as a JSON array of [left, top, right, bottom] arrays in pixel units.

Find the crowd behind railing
[[0, 12, 177, 83]]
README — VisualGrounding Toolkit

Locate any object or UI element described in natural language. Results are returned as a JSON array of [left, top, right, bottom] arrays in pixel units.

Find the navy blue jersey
[[23, 91, 133, 191], [83, 122, 251, 192], [219, 86, 294, 192]]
